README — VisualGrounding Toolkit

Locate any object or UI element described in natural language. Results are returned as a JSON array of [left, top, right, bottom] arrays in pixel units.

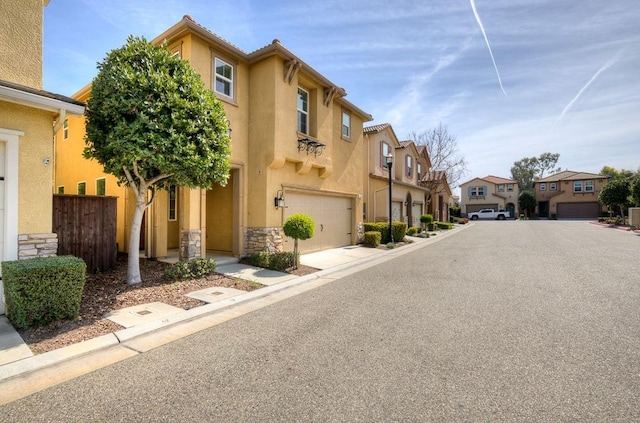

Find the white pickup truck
[[468, 208, 510, 220]]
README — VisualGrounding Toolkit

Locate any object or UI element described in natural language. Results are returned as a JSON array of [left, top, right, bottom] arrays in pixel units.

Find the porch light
[[274, 190, 284, 209]]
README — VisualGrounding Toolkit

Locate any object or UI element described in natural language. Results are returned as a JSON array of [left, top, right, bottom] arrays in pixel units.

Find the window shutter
[[483, 186, 488, 196], [467, 187, 472, 197]]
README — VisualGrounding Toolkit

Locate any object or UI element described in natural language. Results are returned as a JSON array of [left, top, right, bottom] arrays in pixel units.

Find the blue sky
[[44, 0, 640, 189]]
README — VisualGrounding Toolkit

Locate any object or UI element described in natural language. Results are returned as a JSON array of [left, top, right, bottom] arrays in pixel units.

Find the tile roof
[[536, 170, 607, 182], [0, 78, 85, 107], [363, 123, 391, 134], [483, 175, 516, 184]]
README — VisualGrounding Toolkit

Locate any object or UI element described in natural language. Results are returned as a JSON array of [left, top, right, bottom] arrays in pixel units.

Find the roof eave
[[0, 85, 85, 115]]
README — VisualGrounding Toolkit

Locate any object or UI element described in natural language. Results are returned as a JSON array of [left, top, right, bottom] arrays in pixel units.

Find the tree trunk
[[126, 191, 148, 284], [620, 205, 626, 225], [293, 238, 299, 269]]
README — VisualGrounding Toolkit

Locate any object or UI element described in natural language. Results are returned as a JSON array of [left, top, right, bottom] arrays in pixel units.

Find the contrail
[[554, 50, 623, 126], [470, 0, 507, 96]]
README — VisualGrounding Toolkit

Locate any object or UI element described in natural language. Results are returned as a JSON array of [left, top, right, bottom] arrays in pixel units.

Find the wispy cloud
[[470, 0, 507, 96], [554, 49, 624, 126]]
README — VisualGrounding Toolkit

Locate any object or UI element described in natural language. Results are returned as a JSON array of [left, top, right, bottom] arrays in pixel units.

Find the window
[[574, 181, 583, 192], [585, 180, 594, 192], [214, 58, 233, 98], [405, 155, 413, 178], [297, 87, 309, 134], [417, 163, 422, 181], [57, 186, 64, 194], [498, 184, 505, 192], [168, 185, 177, 221], [96, 178, 106, 196], [63, 118, 69, 140], [507, 184, 514, 192], [550, 182, 557, 191], [381, 142, 391, 168], [540, 183, 546, 191], [341, 111, 351, 139], [77, 182, 86, 195], [470, 186, 485, 197]]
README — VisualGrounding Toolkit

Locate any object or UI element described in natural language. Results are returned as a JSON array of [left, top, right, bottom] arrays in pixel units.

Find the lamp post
[[385, 153, 394, 244]]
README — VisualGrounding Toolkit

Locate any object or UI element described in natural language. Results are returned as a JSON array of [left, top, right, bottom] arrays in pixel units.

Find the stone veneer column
[[18, 233, 58, 259], [179, 229, 201, 261], [243, 227, 284, 256]]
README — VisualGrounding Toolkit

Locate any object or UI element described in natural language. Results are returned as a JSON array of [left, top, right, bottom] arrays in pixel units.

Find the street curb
[[0, 225, 468, 387]]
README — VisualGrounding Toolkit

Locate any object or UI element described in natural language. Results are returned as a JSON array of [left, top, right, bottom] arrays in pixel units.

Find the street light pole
[[386, 154, 394, 244]]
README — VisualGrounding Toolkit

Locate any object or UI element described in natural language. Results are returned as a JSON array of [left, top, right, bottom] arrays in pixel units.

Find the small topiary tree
[[420, 214, 433, 232], [283, 213, 315, 269]]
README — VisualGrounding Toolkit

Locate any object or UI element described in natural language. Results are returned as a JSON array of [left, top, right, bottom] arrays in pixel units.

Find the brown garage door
[[557, 202, 601, 219], [466, 204, 499, 214], [283, 193, 353, 253]]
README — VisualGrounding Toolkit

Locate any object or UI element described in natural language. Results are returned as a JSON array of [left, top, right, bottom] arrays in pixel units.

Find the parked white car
[[468, 209, 510, 220]]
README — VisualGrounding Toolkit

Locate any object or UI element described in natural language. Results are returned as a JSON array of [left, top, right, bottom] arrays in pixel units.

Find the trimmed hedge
[[363, 231, 382, 247], [2, 256, 86, 330], [249, 251, 295, 271], [436, 221, 454, 230], [406, 226, 420, 236], [364, 221, 407, 243], [165, 257, 217, 280]]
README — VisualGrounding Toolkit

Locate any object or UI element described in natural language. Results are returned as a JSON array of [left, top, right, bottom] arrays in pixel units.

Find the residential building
[[0, 0, 85, 313], [534, 170, 609, 218], [363, 124, 428, 228], [56, 15, 372, 260], [460, 175, 519, 217]]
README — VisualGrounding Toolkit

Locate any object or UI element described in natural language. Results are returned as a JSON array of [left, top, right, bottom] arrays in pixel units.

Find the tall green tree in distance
[[599, 166, 634, 180], [598, 178, 631, 222], [84, 36, 231, 284], [510, 152, 561, 191]]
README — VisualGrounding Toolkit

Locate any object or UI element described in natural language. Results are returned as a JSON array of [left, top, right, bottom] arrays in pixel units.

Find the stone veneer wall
[[244, 227, 283, 256], [18, 233, 58, 259], [179, 229, 201, 261], [356, 222, 364, 243]]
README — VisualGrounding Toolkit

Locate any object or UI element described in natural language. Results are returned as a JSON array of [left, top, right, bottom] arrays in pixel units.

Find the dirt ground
[[17, 255, 317, 354]]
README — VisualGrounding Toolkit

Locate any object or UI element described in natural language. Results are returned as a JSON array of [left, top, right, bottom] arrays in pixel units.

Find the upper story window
[[63, 118, 69, 140], [585, 180, 595, 192], [550, 182, 557, 191], [574, 181, 583, 192], [417, 163, 422, 181], [341, 111, 351, 139], [540, 183, 546, 191], [405, 155, 413, 178], [77, 181, 86, 195], [498, 184, 505, 192], [469, 186, 486, 197], [214, 58, 234, 98], [57, 186, 64, 194], [381, 142, 391, 169], [507, 184, 514, 192], [297, 87, 309, 134]]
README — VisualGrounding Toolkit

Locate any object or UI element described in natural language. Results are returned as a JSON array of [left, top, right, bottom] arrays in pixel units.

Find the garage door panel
[[557, 202, 600, 219], [284, 193, 352, 253]]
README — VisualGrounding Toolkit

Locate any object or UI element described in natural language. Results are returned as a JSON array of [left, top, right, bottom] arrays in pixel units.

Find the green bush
[[416, 232, 430, 238], [427, 222, 437, 231], [165, 257, 217, 280], [363, 231, 382, 247], [406, 226, 420, 236], [283, 213, 315, 268], [248, 251, 295, 271], [2, 256, 86, 330], [420, 214, 434, 224], [436, 221, 453, 230], [393, 221, 408, 242]]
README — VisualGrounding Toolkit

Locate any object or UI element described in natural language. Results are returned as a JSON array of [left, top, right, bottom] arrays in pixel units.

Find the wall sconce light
[[226, 119, 232, 137], [274, 190, 284, 209]]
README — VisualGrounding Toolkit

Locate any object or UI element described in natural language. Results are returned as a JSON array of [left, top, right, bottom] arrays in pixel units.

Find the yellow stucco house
[[460, 175, 519, 217], [56, 15, 372, 260], [533, 170, 609, 218], [0, 0, 85, 313]]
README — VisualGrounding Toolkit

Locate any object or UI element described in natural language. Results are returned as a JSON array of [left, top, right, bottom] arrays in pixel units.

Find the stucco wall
[[0, 0, 43, 88]]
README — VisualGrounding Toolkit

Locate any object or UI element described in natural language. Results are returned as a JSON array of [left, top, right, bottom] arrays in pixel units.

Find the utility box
[[629, 208, 640, 226]]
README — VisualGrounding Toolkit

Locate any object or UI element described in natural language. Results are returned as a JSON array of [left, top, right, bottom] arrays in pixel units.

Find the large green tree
[[599, 166, 634, 180], [598, 178, 631, 222], [518, 190, 536, 218], [84, 36, 231, 284], [510, 152, 561, 191], [631, 174, 640, 206]]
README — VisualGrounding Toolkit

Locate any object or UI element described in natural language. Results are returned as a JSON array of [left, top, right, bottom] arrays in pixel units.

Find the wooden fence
[[53, 194, 117, 273]]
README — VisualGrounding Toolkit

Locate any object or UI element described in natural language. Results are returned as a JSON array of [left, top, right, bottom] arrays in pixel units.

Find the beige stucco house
[[56, 15, 372, 260], [533, 170, 609, 218], [0, 0, 85, 313], [460, 175, 519, 217]]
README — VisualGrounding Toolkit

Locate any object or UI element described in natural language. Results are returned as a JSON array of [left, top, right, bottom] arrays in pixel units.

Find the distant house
[[56, 15, 372, 259], [0, 0, 85, 314], [460, 175, 519, 217], [533, 170, 609, 219]]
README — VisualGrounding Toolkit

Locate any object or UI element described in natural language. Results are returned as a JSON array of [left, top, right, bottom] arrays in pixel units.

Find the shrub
[[267, 252, 295, 271], [2, 256, 86, 330], [249, 251, 270, 268], [427, 222, 437, 231], [283, 213, 315, 268], [416, 232, 430, 238], [420, 214, 434, 224], [165, 257, 217, 280], [436, 221, 453, 230], [406, 226, 420, 236], [363, 231, 382, 247], [392, 221, 408, 242]]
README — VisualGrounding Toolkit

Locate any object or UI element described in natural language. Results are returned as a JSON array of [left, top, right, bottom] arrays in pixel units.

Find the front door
[[538, 201, 549, 218]]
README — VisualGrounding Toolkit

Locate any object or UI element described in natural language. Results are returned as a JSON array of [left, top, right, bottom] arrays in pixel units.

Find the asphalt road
[[2, 221, 639, 422]]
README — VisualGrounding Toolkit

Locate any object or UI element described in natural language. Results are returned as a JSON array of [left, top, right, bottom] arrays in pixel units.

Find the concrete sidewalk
[[0, 228, 464, 403]]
